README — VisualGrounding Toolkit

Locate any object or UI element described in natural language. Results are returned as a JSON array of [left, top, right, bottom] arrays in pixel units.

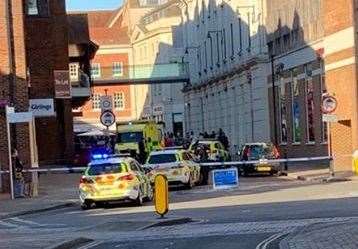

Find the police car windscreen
[[117, 132, 143, 143], [148, 154, 177, 164], [88, 163, 127, 176]]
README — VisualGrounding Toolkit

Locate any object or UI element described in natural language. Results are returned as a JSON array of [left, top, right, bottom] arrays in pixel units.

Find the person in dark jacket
[[12, 149, 25, 198]]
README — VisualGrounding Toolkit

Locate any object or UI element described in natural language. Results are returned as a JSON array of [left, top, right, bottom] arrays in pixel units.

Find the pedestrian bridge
[[93, 62, 190, 85]]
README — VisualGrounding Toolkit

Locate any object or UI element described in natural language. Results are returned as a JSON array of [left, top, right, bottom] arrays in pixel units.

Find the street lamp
[[270, 53, 284, 145]]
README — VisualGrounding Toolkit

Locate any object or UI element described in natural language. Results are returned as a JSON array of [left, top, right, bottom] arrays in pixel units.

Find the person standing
[[12, 149, 25, 198]]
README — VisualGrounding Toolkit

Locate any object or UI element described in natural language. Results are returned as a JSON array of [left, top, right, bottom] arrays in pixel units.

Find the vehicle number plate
[[257, 167, 271, 172]]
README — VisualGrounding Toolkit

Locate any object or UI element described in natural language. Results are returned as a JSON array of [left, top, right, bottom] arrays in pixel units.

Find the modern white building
[[178, 0, 270, 153]]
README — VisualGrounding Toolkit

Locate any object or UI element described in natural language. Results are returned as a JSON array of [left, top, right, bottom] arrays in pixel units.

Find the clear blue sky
[[66, 0, 123, 11]]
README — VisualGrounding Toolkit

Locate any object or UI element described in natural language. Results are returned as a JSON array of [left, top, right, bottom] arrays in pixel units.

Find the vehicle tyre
[[135, 189, 144, 206], [145, 185, 153, 202], [199, 170, 209, 185], [185, 174, 194, 189], [242, 170, 248, 177], [81, 200, 93, 210]]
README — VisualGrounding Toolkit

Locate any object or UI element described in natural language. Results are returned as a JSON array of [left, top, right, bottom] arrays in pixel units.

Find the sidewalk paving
[[280, 220, 358, 249], [284, 162, 356, 182], [0, 173, 80, 219]]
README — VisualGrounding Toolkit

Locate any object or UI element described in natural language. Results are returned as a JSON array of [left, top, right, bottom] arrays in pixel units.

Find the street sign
[[54, 70, 71, 99], [100, 96, 113, 112], [322, 95, 337, 114], [323, 114, 338, 123], [100, 110, 116, 127], [29, 99, 55, 117], [212, 168, 239, 190]]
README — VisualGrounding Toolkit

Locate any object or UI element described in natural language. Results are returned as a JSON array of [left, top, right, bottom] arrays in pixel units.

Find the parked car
[[79, 154, 153, 209], [189, 140, 230, 162], [144, 149, 201, 188], [239, 143, 280, 176]]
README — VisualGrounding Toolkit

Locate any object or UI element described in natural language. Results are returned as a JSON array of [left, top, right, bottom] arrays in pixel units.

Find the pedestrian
[[203, 132, 209, 139], [12, 149, 25, 198]]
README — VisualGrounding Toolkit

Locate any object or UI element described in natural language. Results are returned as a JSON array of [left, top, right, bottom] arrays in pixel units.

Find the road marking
[[0, 220, 24, 228], [9, 217, 45, 226], [77, 241, 103, 249], [256, 233, 286, 249]]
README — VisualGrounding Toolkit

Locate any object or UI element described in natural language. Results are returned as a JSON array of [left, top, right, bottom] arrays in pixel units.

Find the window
[[69, 63, 79, 81], [306, 78, 315, 143], [87, 163, 127, 176], [91, 63, 101, 78], [26, 0, 49, 17], [292, 76, 301, 143], [283, 34, 290, 52], [279, 78, 288, 144], [92, 94, 101, 110], [27, 0, 38, 15], [147, 154, 178, 164], [114, 92, 125, 110], [182, 152, 190, 161], [112, 62, 123, 77]]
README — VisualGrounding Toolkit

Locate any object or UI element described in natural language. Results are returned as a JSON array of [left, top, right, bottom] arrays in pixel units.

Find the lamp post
[[270, 54, 284, 145]]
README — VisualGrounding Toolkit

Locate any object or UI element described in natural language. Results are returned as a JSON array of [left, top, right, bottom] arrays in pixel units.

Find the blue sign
[[212, 168, 239, 189]]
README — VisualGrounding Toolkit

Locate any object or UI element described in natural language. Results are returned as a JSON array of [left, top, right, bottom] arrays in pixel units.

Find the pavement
[[280, 220, 358, 249], [0, 173, 79, 219]]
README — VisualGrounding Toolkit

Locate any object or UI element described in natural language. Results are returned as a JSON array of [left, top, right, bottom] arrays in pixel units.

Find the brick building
[[71, 9, 136, 132], [266, 0, 358, 171], [25, 0, 74, 165], [0, 0, 31, 192], [0, 0, 77, 193]]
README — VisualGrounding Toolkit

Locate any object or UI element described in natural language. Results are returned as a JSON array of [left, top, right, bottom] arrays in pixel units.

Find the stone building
[[179, 0, 269, 154]]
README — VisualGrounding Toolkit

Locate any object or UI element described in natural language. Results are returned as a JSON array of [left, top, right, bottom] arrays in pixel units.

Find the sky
[[66, 0, 123, 11]]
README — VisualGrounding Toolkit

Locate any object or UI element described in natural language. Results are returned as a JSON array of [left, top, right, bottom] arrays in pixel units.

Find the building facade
[[130, 0, 186, 135], [179, 0, 269, 154], [267, 0, 358, 171], [1, 0, 78, 192], [71, 9, 136, 132], [25, 0, 74, 165], [266, 0, 328, 159], [0, 0, 31, 192]]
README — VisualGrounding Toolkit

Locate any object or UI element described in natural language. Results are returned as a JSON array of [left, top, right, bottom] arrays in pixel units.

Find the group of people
[[161, 132, 184, 148]]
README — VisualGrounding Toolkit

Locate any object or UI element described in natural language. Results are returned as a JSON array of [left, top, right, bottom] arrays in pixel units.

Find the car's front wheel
[[185, 174, 194, 189], [135, 189, 144, 206], [81, 200, 94, 210], [145, 185, 153, 202]]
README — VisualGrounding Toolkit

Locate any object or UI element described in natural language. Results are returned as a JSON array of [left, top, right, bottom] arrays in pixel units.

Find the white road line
[[0, 220, 24, 228], [77, 241, 103, 249], [9, 217, 45, 226], [256, 233, 286, 249]]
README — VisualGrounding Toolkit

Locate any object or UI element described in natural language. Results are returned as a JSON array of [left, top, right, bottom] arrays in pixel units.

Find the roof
[[89, 154, 137, 166], [117, 124, 146, 133], [149, 150, 181, 155], [89, 157, 127, 166], [86, 9, 130, 45], [198, 140, 220, 144]]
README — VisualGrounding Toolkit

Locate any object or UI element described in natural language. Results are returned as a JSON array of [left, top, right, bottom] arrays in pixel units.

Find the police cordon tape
[[0, 156, 331, 175]]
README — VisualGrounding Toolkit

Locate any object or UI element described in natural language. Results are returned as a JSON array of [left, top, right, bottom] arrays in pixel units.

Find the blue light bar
[[92, 154, 109, 160]]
